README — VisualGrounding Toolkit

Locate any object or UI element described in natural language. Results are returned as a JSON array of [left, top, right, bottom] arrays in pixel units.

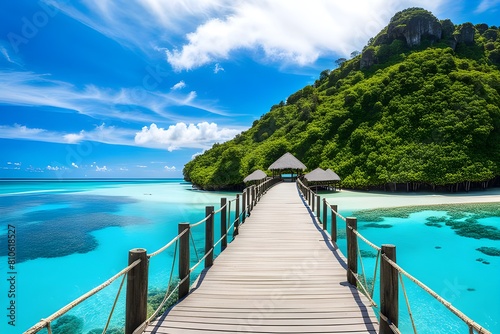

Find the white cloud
[[50, 1, 447, 71], [95, 165, 108, 172], [191, 151, 204, 159], [135, 122, 241, 151], [164, 165, 177, 171], [136, 165, 148, 168], [64, 131, 85, 144], [171, 80, 186, 90], [214, 63, 224, 74], [165, 0, 447, 70], [475, 0, 500, 13], [119, 167, 129, 171], [71, 162, 79, 168], [47, 165, 64, 171]]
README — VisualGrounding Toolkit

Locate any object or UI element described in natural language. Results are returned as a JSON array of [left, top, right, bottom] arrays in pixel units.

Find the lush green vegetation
[[184, 8, 500, 190]]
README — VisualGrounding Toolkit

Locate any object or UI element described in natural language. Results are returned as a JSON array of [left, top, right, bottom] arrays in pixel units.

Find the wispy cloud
[[50, 0, 235, 53], [171, 80, 186, 90], [0, 71, 228, 122], [134, 122, 242, 151], [474, 0, 500, 13], [0, 123, 135, 146], [95, 165, 109, 172], [214, 63, 224, 74]]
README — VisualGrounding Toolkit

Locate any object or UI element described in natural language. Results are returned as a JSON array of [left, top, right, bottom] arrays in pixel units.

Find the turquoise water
[[332, 208, 500, 333], [0, 180, 236, 334], [0, 181, 498, 333]]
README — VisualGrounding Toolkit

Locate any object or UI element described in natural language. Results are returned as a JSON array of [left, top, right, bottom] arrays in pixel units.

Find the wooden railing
[[296, 178, 491, 334], [24, 176, 281, 334]]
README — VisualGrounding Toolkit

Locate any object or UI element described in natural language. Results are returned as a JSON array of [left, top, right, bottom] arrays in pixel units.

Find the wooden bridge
[[25, 178, 491, 334], [144, 182, 378, 333]]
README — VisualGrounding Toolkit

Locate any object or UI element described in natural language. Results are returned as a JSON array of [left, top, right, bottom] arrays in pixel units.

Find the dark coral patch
[[0, 194, 147, 262]]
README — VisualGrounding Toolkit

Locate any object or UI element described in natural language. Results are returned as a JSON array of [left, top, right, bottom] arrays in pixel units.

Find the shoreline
[[322, 188, 500, 211]]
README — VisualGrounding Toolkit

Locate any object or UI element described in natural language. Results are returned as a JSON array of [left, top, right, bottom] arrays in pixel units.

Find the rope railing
[[147, 228, 188, 258], [190, 214, 211, 228], [24, 259, 142, 334], [296, 177, 490, 334], [325, 197, 347, 222], [23, 176, 282, 334], [348, 225, 381, 252], [381, 254, 491, 334]]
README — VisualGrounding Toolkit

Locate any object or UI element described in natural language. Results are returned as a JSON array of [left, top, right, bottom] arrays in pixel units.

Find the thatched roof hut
[[243, 169, 267, 183], [304, 167, 341, 191], [268, 152, 307, 181], [268, 152, 306, 170], [304, 168, 326, 181], [325, 169, 341, 181]]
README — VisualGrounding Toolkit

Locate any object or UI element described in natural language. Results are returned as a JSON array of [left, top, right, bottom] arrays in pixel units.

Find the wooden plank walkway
[[144, 182, 379, 333]]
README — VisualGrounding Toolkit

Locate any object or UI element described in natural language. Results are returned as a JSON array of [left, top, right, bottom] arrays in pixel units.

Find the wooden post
[[251, 185, 255, 210], [253, 185, 257, 205], [316, 195, 320, 219], [234, 194, 240, 237], [205, 206, 214, 268], [178, 223, 190, 299], [242, 190, 247, 223], [125, 248, 148, 334], [220, 198, 227, 251], [247, 187, 251, 213], [331, 205, 337, 242], [322, 199, 327, 230], [380, 244, 398, 334], [311, 191, 315, 210], [346, 217, 357, 286]]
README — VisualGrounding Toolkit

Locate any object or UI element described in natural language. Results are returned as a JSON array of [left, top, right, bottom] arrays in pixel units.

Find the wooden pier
[[25, 177, 490, 334], [144, 183, 378, 333]]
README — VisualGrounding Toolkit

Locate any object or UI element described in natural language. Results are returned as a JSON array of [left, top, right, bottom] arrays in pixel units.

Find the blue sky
[[0, 0, 498, 178]]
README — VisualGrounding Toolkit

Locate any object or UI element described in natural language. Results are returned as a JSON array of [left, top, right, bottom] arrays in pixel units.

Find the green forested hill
[[183, 8, 500, 191]]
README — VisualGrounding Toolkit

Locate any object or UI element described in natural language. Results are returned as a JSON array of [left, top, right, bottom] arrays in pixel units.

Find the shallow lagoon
[[323, 189, 500, 333], [0, 180, 498, 333]]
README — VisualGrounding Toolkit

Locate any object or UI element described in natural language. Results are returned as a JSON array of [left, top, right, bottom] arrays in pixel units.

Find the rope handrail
[[190, 247, 214, 273], [24, 179, 287, 333], [350, 270, 378, 307], [24, 259, 142, 334], [380, 254, 491, 334], [213, 204, 226, 215], [213, 232, 227, 248], [132, 274, 189, 334], [379, 313, 402, 334], [325, 198, 347, 222], [148, 228, 188, 258], [190, 214, 210, 228], [348, 226, 381, 251]]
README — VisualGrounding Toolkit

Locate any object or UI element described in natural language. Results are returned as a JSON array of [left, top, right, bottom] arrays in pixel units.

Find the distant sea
[[0, 179, 498, 334]]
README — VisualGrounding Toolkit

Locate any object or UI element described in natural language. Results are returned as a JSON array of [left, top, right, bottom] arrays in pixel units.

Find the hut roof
[[325, 168, 341, 181], [304, 168, 341, 182], [268, 152, 307, 170], [243, 169, 267, 182]]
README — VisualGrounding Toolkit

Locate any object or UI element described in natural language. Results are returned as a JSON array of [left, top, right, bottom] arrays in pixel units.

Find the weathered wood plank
[[144, 182, 378, 334]]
